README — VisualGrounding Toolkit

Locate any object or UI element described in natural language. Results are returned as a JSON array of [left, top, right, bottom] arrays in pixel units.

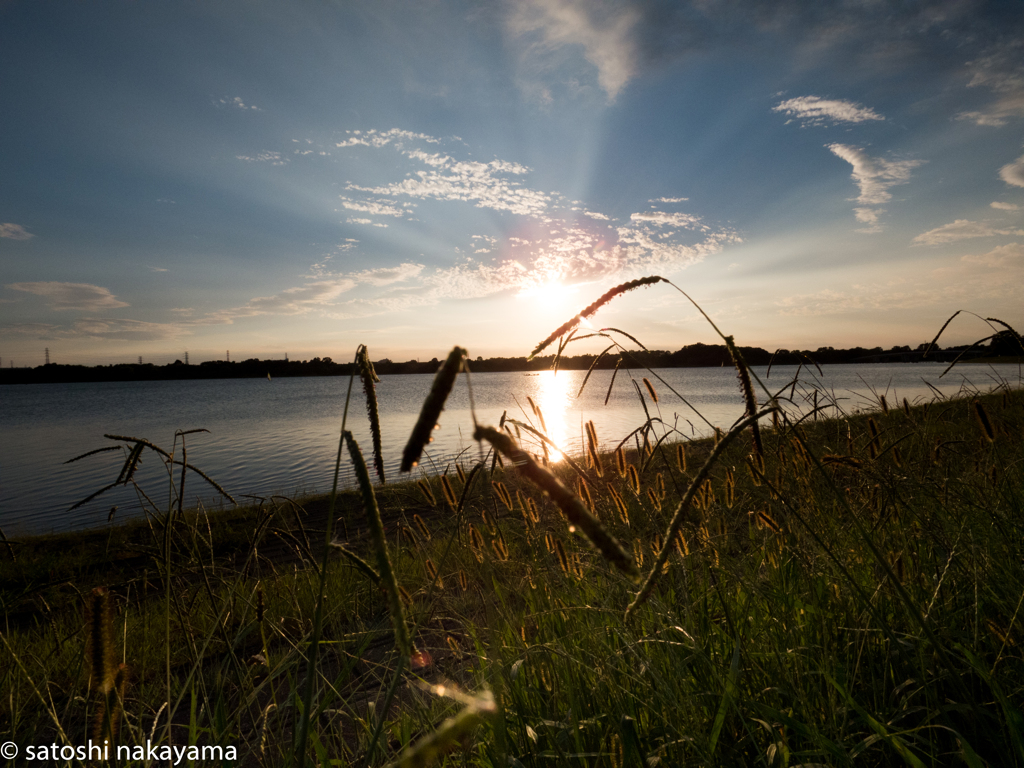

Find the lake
[[1, 362, 1019, 536]]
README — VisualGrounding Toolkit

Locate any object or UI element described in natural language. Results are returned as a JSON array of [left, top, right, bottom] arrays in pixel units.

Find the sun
[[516, 280, 580, 316]]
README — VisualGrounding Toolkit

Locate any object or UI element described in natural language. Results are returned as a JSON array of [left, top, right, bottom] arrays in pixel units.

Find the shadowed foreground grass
[[2, 291, 1023, 767]]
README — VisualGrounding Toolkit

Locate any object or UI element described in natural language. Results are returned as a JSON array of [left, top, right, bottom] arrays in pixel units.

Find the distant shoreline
[[1, 341, 1009, 385]]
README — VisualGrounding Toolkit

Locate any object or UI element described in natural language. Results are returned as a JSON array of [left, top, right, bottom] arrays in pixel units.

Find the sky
[[1, 0, 1023, 367]]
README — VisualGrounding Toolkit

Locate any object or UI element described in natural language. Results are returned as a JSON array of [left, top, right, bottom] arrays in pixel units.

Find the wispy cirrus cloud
[[0, 223, 33, 240], [338, 197, 413, 218], [827, 144, 922, 232], [775, 285, 940, 317], [3, 318, 185, 341], [912, 219, 1024, 245], [6, 282, 129, 311], [201, 278, 357, 325], [956, 42, 1024, 127], [236, 151, 287, 165], [216, 96, 260, 111], [774, 96, 884, 127], [349, 263, 425, 286]]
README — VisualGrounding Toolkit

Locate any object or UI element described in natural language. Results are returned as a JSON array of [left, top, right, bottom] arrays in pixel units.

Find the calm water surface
[[1, 363, 1019, 535]]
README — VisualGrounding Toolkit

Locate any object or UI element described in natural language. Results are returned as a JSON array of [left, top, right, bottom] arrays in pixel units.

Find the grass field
[[2, 280, 1022, 767]]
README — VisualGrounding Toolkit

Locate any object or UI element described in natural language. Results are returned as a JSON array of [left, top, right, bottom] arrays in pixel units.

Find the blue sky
[[2, 0, 1023, 366]]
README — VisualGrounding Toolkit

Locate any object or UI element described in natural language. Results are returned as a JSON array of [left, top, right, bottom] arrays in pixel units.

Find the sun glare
[[516, 280, 579, 315]]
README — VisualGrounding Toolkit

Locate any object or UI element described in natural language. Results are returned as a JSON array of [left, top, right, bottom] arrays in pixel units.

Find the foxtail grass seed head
[[480, 508, 496, 534], [974, 400, 996, 442], [401, 346, 466, 472], [456, 463, 466, 484], [475, 425, 638, 581], [675, 531, 690, 557], [399, 524, 420, 548], [527, 497, 540, 523], [609, 486, 630, 525], [986, 619, 1015, 646], [533, 405, 547, 433], [725, 470, 735, 508], [755, 509, 783, 533], [528, 275, 666, 359], [537, 661, 553, 692], [703, 479, 716, 507], [413, 513, 432, 541], [573, 552, 585, 578], [468, 524, 486, 562], [724, 335, 763, 457], [398, 585, 413, 607], [544, 531, 555, 553], [417, 479, 437, 507], [577, 478, 594, 512], [357, 345, 386, 484], [746, 453, 763, 486], [492, 480, 513, 510], [626, 464, 640, 495], [609, 733, 624, 768], [345, 431, 412, 657], [645, 488, 661, 512], [656, 472, 665, 499], [93, 662, 129, 743], [554, 537, 570, 574], [585, 421, 603, 476], [676, 443, 687, 473], [642, 377, 659, 403], [903, 397, 911, 417], [879, 394, 889, 414], [867, 417, 880, 459], [633, 540, 644, 568], [491, 536, 509, 561], [425, 559, 442, 589], [440, 474, 458, 508], [458, 570, 468, 592], [86, 586, 115, 695], [616, 445, 627, 477]]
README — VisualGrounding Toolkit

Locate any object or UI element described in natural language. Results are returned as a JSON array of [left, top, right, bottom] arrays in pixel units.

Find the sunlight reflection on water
[[1, 363, 1019, 535]]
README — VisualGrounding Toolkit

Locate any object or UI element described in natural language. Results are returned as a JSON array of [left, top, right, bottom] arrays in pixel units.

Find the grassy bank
[[2, 285, 1023, 767]]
